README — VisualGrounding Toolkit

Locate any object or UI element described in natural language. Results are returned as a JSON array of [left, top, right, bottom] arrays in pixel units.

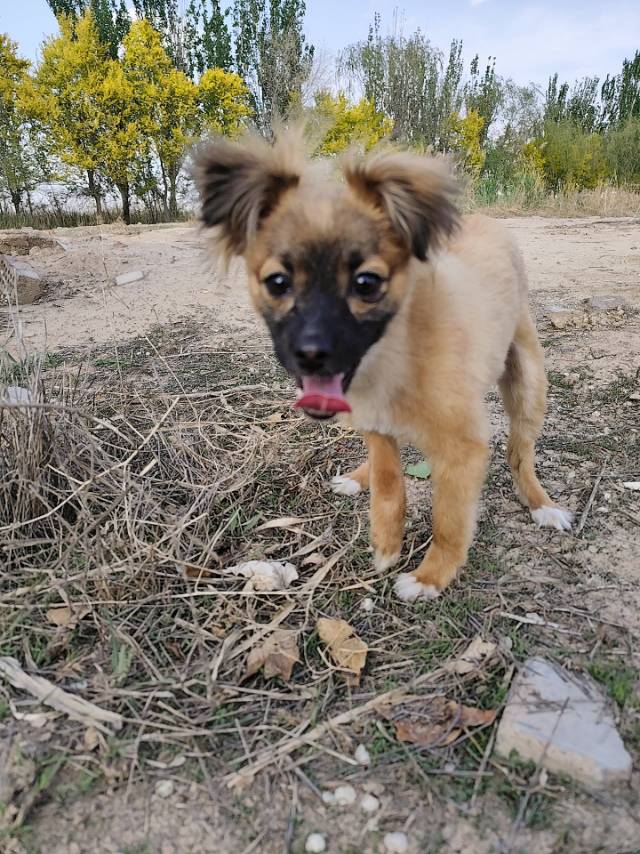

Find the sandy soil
[[2, 215, 639, 854]]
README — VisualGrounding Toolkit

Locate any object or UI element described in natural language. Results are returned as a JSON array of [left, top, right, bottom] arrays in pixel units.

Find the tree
[[311, 91, 393, 155], [27, 11, 112, 218], [232, 0, 314, 135], [198, 67, 251, 136], [464, 56, 502, 144], [601, 51, 640, 128], [45, 0, 130, 58], [185, 0, 232, 78], [0, 35, 37, 215], [340, 14, 464, 150], [544, 73, 601, 132], [540, 120, 609, 191], [449, 109, 485, 175]]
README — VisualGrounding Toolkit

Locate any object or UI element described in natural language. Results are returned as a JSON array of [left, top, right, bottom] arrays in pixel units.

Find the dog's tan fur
[[196, 131, 571, 601]]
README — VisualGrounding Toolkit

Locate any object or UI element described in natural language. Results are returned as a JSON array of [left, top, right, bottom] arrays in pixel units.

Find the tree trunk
[[159, 160, 170, 220], [10, 190, 22, 216], [117, 181, 131, 225], [87, 169, 103, 222], [169, 166, 179, 220], [26, 190, 34, 216]]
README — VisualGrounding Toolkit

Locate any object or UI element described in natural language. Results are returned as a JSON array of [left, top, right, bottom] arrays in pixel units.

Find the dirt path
[[1, 216, 639, 854]]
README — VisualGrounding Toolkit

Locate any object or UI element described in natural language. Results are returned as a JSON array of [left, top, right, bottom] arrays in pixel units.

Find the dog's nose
[[295, 341, 330, 373]]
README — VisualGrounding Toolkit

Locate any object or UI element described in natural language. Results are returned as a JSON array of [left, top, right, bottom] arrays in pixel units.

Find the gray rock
[[495, 657, 632, 787], [586, 295, 629, 311], [0, 255, 44, 304], [115, 269, 145, 286]]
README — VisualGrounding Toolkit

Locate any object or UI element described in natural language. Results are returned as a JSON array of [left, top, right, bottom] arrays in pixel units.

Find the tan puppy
[[195, 131, 572, 602]]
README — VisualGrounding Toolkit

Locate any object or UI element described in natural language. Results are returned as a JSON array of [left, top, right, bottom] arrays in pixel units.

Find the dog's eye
[[352, 272, 385, 302], [263, 272, 292, 298]]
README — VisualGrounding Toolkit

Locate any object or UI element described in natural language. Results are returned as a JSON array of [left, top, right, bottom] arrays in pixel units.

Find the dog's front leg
[[366, 431, 406, 572], [395, 428, 489, 602]]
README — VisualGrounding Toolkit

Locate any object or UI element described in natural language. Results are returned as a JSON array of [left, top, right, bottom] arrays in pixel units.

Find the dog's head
[[195, 131, 459, 419]]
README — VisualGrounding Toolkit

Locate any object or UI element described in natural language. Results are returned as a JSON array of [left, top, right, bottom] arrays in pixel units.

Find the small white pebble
[[360, 793, 379, 813], [361, 597, 374, 612], [354, 744, 371, 765], [305, 832, 327, 853], [603, 492, 611, 500], [154, 779, 174, 798], [321, 790, 336, 805], [383, 831, 409, 853], [333, 784, 357, 806]]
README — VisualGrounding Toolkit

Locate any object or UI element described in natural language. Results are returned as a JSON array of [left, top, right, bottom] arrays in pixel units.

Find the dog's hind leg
[[498, 312, 573, 531], [331, 459, 370, 496]]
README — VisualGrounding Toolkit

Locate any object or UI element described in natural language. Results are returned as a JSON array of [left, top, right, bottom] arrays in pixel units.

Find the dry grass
[[474, 184, 640, 219], [1, 314, 639, 850]]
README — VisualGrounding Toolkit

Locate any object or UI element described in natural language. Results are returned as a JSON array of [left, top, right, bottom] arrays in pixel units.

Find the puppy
[[195, 131, 572, 602]]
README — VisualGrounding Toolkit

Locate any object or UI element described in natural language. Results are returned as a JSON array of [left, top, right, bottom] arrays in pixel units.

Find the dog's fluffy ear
[[194, 132, 304, 258], [342, 151, 459, 260]]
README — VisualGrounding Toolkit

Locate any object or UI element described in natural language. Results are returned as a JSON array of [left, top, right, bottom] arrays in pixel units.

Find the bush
[[539, 120, 610, 191], [605, 117, 640, 186]]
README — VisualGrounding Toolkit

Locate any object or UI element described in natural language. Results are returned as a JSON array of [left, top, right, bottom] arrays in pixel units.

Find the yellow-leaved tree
[[449, 110, 486, 176], [312, 92, 393, 155], [198, 67, 252, 137], [0, 34, 38, 215], [27, 12, 111, 219]]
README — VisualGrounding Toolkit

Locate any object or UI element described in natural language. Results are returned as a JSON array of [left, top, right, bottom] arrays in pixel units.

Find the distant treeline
[[1, 1, 639, 225]]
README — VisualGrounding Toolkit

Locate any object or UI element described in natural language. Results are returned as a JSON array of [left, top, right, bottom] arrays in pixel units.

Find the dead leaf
[[83, 726, 100, 751], [224, 560, 298, 591], [317, 618, 368, 685], [256, 516, 306, 531], [265, 412, 283, 424], [385, 698, 496, 747], [46, 604, 91, 629], [445, 636, 497, 675], [245, 630, 300, 681]]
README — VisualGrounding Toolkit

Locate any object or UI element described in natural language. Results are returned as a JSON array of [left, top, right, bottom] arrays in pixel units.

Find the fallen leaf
[[405, 459, 431, 479], [46, 604, 91, 629], [301, 551, 324, 566], [385, 697, 496, 747], [445, 636, 497, 675], [256, 516, 306, 531], [317, 618, 368, 685], [224, 560, 298, 591], [245, 630, 300, 681], [265, 412, 283, 424], [83, 726, 100, 751], [623, 481, 640, 491]]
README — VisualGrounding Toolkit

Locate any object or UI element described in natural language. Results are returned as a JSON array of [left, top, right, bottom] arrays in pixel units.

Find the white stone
[[360, 793, 379, 813], [587, 295, 628, 311], [354, 744, 371, 764], [361, 597, 375, 613], [115, 269, 145, 286], [154, 779, 174, 798], [333, 784, 357, 806], [321, 790, 336, 805], [2, 386, 35, 405], [305, 833, 327, 853], [495, 657, 632, 787], [383, 831, 409, 853]]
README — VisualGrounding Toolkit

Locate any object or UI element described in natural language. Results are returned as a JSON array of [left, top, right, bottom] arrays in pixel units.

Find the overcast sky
[[3, 0, 639, 89]]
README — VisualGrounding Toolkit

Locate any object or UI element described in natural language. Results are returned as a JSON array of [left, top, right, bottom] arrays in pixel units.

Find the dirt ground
[[1, 216, 639, 853]]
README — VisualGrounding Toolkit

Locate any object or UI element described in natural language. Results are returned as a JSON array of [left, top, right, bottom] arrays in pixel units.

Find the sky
[[2, 0, 639, 89]]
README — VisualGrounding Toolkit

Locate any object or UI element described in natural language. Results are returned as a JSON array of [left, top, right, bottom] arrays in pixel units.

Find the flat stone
[[586, 295, 629, 311], [547, 305, 581, 330], [495, 657, 632, 787], [0, 255, 44, 304], [115, 269, 145, 286]]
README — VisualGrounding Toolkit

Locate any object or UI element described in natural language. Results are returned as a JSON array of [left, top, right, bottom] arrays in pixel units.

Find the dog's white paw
[[374, 550, 401, 572], [531, 505, 573, 531], [394, 573, 440, 602], [330, 475, 361, 496]]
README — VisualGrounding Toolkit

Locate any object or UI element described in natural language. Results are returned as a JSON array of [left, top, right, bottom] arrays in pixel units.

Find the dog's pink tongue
[[294, 375, 352, 414]]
